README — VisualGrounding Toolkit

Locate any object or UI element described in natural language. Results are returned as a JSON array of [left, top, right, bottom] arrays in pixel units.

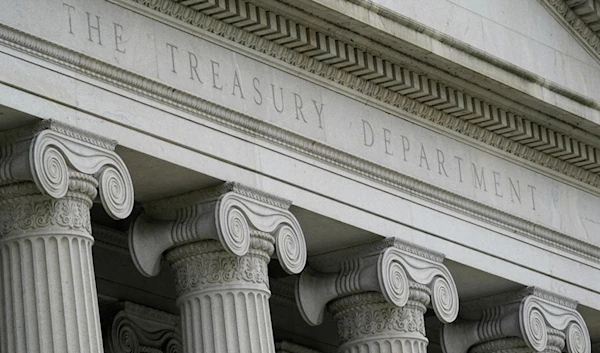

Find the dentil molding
[[440, 287, 590, 353]]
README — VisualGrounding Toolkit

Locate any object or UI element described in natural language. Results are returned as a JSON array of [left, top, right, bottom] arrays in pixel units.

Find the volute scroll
[[0, 120, 135, 221], [129, 182, 307, 278], [440, 287, 590, 353], [295, 237, 459, 327]]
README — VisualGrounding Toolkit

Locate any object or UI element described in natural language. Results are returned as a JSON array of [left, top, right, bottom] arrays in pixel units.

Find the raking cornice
[[540, 0, 600, 65], [1, 6, 600, 262]]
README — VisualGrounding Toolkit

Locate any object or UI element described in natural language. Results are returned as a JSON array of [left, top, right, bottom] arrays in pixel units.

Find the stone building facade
[[0, 0, 599, 352]]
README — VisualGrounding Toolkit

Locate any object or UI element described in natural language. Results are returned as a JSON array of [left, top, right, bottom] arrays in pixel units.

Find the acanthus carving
[[103, 302, 182, 353], [0, 192, 92, 235], [165, 240, 269, 295], [129, 182, 306, 278], [440, 287, 590, 353], [0, 120, 134, 221], [295, 238, 458, 327], [329, 291, 428, 343]]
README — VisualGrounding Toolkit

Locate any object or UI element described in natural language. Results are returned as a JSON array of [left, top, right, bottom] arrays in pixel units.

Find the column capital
[[295, 237, 459, 326], [129, 182, 307, 276], [440, 287, 590, 353], [0, 119, 134, 220], [102, 301, 182, 353]]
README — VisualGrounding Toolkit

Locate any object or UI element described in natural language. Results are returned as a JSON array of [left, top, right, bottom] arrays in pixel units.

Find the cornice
[[340, 0, 600, 105], [2, 8, 600, 262]]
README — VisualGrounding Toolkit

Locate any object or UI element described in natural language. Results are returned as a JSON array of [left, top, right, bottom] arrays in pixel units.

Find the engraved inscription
[[361, 119, 538, 210], [63, 2, 127, 53], [4, 0, 598, 240], [164, 42, 325, 130]]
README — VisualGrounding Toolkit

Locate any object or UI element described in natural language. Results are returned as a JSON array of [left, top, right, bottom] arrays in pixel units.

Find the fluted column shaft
[[0, 121, 134, 353], [0, 175, 102, 353], [166, 233, 276, 353], [329, 284, 430, 353], [129, 182, 307, 353]]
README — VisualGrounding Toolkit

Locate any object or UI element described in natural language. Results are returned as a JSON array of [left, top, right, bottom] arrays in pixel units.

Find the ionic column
[[0, 120, 134, 353], [295, 238, 459, 353], [129, 183, 307, 353], [440, 287, 591, 353]]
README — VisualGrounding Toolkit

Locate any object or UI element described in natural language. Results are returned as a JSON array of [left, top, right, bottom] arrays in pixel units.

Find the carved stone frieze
[[440, 287, 590, 353], [295, 237, 458, 353], [119, 0, 600, 186], [0, 180, 92, 235], [165, 236, 271, 295], [1, 9, 599, 265], [329, 288, 429, 343], [102, 301, 182, 353], [129, 182, 307, 353]]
